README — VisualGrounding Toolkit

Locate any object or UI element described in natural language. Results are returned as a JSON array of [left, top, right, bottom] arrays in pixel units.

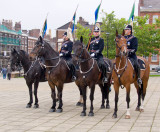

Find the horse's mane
[[19, 50, 29, 58], [43, 40, 59, 56]]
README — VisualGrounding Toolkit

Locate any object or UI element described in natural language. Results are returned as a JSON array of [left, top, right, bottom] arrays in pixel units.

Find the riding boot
[[102, 65, 108, 83], [69, 64, 77, 81], [137, 63, 142, 85]]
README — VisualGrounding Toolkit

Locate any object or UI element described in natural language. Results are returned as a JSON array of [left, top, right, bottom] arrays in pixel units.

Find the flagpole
[[87, 0, 102, 50], [68, 4, 79, 29]]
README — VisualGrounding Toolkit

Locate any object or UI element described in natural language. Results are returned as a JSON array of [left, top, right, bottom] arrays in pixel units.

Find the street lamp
[[106, 32, 110, 58]]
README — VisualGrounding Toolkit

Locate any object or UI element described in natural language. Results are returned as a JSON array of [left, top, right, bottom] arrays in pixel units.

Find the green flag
[[128, 2, 135, 23]]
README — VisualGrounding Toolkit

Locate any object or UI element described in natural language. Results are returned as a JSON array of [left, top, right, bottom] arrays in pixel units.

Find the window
[[153, 15, 158, 24], [143, 56, 148, 61], [151, 54, 157, 62]]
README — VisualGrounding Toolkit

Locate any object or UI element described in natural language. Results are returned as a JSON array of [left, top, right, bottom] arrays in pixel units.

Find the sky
[[0, 0, 139, 37]]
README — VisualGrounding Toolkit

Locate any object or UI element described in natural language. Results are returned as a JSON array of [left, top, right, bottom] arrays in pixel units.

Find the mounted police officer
[[124, 24, 142, 85], [86, 25, 108, 83], [59, 28, 76, 81]]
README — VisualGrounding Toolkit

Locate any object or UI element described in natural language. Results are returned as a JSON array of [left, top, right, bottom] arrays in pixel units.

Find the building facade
[[139, 0, 160, 70]]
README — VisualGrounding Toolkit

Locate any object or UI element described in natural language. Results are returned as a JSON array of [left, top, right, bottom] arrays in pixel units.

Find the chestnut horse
[[73, 37, 113, 116], [112, 30, 150, 119]]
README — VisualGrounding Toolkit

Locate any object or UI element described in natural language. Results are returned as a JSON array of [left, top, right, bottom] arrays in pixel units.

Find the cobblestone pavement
[[0, 77, 160, 132]]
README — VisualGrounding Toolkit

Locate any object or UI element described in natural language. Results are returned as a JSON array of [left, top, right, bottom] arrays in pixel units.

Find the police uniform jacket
[[60, 40, 73, 58], [86, 36, 104, 58], [125, 35, 138, 59]]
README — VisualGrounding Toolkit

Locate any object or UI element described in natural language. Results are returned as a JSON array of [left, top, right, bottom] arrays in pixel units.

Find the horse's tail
[[103, 83, 110, 99]]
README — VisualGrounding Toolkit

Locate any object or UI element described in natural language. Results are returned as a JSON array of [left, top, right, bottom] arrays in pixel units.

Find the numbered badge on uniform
[[96, 40, 99, 44], [127, 42, 130, 46], [65, 44, 67, 47]]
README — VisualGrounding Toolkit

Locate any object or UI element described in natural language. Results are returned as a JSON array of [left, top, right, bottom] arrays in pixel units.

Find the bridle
[[115, 38, 127, 57]]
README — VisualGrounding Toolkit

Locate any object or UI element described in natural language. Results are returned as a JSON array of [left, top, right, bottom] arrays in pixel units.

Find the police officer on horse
[[124, 24, 142, 85], [59, 28, 76, 81], [86, 25, 108, 83]]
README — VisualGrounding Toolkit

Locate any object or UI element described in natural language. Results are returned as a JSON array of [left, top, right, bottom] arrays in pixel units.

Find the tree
[[75, 23, 91, 45], [101, 11, 128, 59], [133, 15, 160, 56]]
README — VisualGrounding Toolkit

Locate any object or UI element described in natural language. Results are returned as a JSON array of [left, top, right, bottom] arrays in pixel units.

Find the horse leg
[[105, 83, 110, 109], [125, 85, 131, 119], [76, 86, 83, 107], [48, 81, 56, 112], [33, 80, 39, 108], [140, 82, 147, 112], [134, 82, 141, 111], [99, 84, 105, 109], [81, 86, 87, 116], [112, 84, 119, 118], [26, 83, 33, 108], [56, 84, 63, 113], [88, 85, 95, 116]]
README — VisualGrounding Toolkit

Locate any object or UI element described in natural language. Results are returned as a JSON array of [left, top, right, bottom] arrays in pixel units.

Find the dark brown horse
[[10, 49, 46, 108], [29, 36, 84, 113], [73, 37, 113, 116], [112, 30, 150, 119]]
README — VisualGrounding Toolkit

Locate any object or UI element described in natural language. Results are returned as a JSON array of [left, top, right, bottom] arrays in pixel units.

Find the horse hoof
[[100, 105, 105, 109], [112, 114, 117, 118], [106, 105, 110, 109], [49, 108, 56, 112], [26, 104, 32, 108], [76, 102, 82, 106], [125, 115, 131, 119], [135, 107, 140, 111], [56, 109, 63, 113], [80, 112, 86, 116], [34, 104, 39, 108], [140, 109, 144, 112], [88, 112, 94, 116]]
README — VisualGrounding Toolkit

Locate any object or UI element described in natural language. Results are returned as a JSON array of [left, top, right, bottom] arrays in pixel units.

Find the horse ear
[[38, 36, 43, 43], [122, 29, 125, 36], [80, 36, 83, 43], [116, 30, 118, 37]]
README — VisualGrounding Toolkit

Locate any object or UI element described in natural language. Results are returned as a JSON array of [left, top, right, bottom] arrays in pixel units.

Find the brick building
[[56, 17, 100, 51], [0, 19, 55, 68], [138, 0, 160, 70]]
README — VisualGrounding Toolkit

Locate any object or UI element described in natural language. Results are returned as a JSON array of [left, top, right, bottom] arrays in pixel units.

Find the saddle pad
[[128, 58, 146, 70], [138, 58, 146, 70]]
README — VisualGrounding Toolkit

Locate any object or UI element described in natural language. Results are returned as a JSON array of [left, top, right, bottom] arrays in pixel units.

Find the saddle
[[128, 58, 146, 70]]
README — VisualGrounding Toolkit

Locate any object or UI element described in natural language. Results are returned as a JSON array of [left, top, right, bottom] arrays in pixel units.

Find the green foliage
[[101, 11, 128, 59], [75, 11, 160, 59], [133, 15, 160, 56], [75, 23, 91, 45]]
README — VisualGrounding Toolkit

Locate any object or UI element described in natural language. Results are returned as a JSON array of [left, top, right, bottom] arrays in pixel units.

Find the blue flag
[[95, 1, 102, 24], [42, 19, 47, 38], [72, 13, 76, 33]]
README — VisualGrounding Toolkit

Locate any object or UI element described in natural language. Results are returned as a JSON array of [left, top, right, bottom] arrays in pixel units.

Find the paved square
[[0, 77, 160, 132]]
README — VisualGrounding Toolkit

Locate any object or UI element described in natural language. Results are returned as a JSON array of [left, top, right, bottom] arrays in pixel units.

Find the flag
[[128, 2, 135, 23], [95, 0, 102, 24], [72, 12, 76, 33], [42, 19, 47, 38]]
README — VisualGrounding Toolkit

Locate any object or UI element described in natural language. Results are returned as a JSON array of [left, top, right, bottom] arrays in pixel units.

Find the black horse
[[73, 37, 113, 116], [10, 49, 46, 108]]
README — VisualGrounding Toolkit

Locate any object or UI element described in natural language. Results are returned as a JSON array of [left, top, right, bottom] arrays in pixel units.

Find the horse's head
[[73, 36, 85, 60], [115, 30, 127, 57], [10, 48, 22, 71], [29, 36, 45, 60]]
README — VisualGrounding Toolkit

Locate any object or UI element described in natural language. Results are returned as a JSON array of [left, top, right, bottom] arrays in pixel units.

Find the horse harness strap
[[113, 60, 128, 89], [79, 58, 95, 74]]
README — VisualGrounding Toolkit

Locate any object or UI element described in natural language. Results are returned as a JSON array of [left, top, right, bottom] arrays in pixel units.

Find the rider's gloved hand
[[59, 53, 63, 57], [91, 53, 95, 57], [95, 50, 99, 53]]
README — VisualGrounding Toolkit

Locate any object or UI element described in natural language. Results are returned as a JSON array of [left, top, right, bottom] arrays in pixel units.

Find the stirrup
[[137, 78, 142, 85], [72, 76, 76, 81]]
